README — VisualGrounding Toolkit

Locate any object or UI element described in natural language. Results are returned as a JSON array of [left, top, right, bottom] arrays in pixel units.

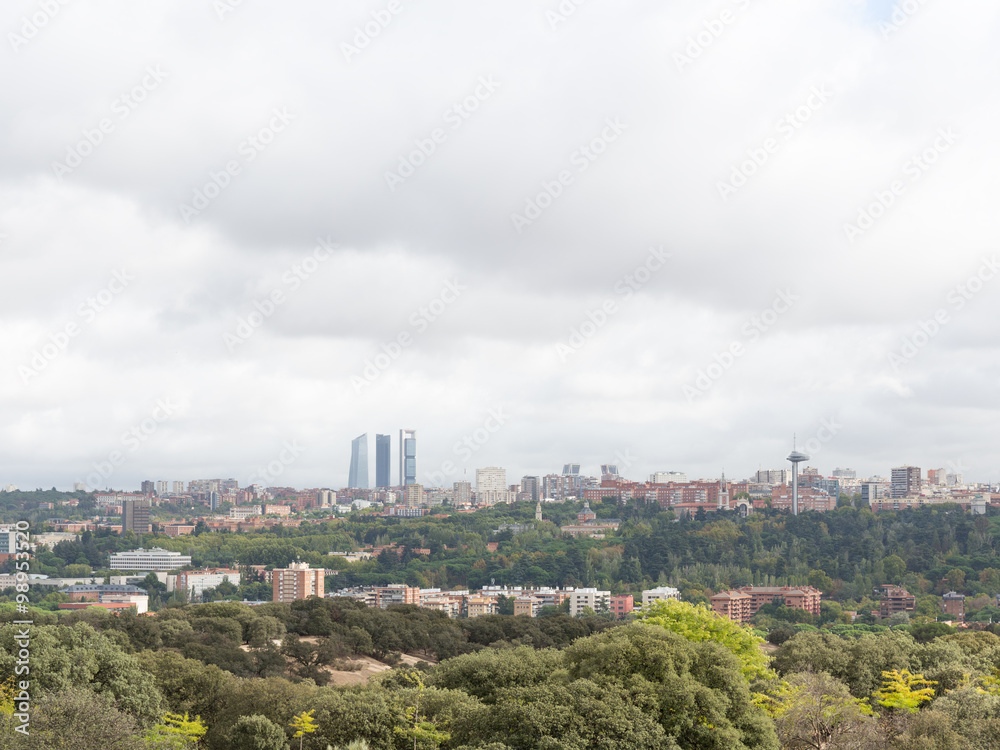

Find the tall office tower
[[787, 442, 809, 516], [600, 464, 619, 480], [891, 466, 921, 498], [348, 433, 369, 489], [210, 491, 219, 512], [122, 499, 151, 534], [155, 480, 168, 496], [140, 480, 155, 495], [521, 476, 540, 502], [453, 481, 472, 504], [400, 429, 417, 486], [375, 434, 391, 488], [563, 463, 580, 476], [476, 467, 507, 492]]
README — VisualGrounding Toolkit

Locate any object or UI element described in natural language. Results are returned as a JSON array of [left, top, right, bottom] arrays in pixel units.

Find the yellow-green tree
[[0, 677, 15, 733], [394, 672, 450, 750], [146, 712, 207, 748], [290, 709, 319, 750], [875, 670, 937, 713], [636, 598, 774, 683]]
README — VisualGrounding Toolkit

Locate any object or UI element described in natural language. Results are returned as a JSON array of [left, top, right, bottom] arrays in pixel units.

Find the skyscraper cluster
[[348, 430, 416, 488]]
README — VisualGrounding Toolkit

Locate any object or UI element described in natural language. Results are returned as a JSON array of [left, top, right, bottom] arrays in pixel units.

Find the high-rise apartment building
[[155, 480, 168, 496], [754, 469, 789, 484], [891, 465, 921, 498], [476, 467, 507, 492], [272, 561, 325, 603], [403, 483, 424, 507], [209, 491, 219, 512], [400, 429, 417, 486], [453, 481, 472, 504], [861, 482, 884, 505], [172, 481, 185, 494], [349, 433, 369, 489], [831, 468, 856, 479], [122, 499, 151, 534], [140, 480, 155, 495], [375, 434, 391, 488], [521, 476, 540, 502]]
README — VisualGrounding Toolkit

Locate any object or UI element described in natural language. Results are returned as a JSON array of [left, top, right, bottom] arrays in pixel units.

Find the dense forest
[[6, 496, 1000, 747]]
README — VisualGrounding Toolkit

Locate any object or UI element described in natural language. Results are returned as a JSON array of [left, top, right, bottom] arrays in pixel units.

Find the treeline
[[10, 599, 1000, 748]]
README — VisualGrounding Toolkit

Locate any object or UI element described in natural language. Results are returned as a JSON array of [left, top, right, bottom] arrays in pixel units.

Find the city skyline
[[4, 2, 1000, 494]]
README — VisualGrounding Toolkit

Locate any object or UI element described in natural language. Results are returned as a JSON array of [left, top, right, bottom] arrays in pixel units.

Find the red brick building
[[710, 586, 822, 623]]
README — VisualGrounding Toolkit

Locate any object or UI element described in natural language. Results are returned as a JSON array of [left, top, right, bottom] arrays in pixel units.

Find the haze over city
[[3, 0, 1000, 491]]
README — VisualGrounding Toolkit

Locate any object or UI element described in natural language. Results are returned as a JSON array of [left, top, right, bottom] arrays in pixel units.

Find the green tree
[[772, 672, 875, 750], [883, 555, 907, 583], [229, 714, 289, 750], [17, 687, 148, 750]]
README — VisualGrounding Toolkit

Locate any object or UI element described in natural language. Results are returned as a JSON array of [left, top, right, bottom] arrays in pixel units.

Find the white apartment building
[[642, 586, 681, 607], [569, 587, 610, 617], [109, 548, 192, 572], [650, 471, 687, 483], [476, 467, 507, 493], [230, 506, 260, 519], [170, 569, 242, 597]]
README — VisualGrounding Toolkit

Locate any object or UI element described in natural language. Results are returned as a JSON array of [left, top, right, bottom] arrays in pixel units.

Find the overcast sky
[[3, 0, 999, 492]]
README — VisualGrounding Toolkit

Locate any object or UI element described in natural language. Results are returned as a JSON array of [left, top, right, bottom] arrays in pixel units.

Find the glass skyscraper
[[400, 429, 416, 486], [375, 434, 391, 488], [348, 433, 369, 489]]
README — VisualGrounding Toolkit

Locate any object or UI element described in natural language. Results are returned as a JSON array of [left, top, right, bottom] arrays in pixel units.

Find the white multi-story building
[[171, 569, 242, 598], [0, 526, 19, 554], [641, 586, 681, 607], [650, 471, 687, 484], [109, 548, 191, 572], [476, 467, 507, 493], [569, 587, 610, 617], [155, 481, 168, 496], [172, 481, 185, 494], [230, 506, 260, 519]]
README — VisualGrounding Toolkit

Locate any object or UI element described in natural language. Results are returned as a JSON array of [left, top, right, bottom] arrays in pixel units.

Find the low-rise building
[[609, 594, 634, 619], [61, 584, 149, 614], [109, 548, 192, 572], [878, 586, 916, 618], [710, 590, 754, 623], [172, 569, 242, 598], [569, 588, 610, 617], [466, 595, 497, 617], [710, 586, 822, 623], [642, 586, 681, 606]]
